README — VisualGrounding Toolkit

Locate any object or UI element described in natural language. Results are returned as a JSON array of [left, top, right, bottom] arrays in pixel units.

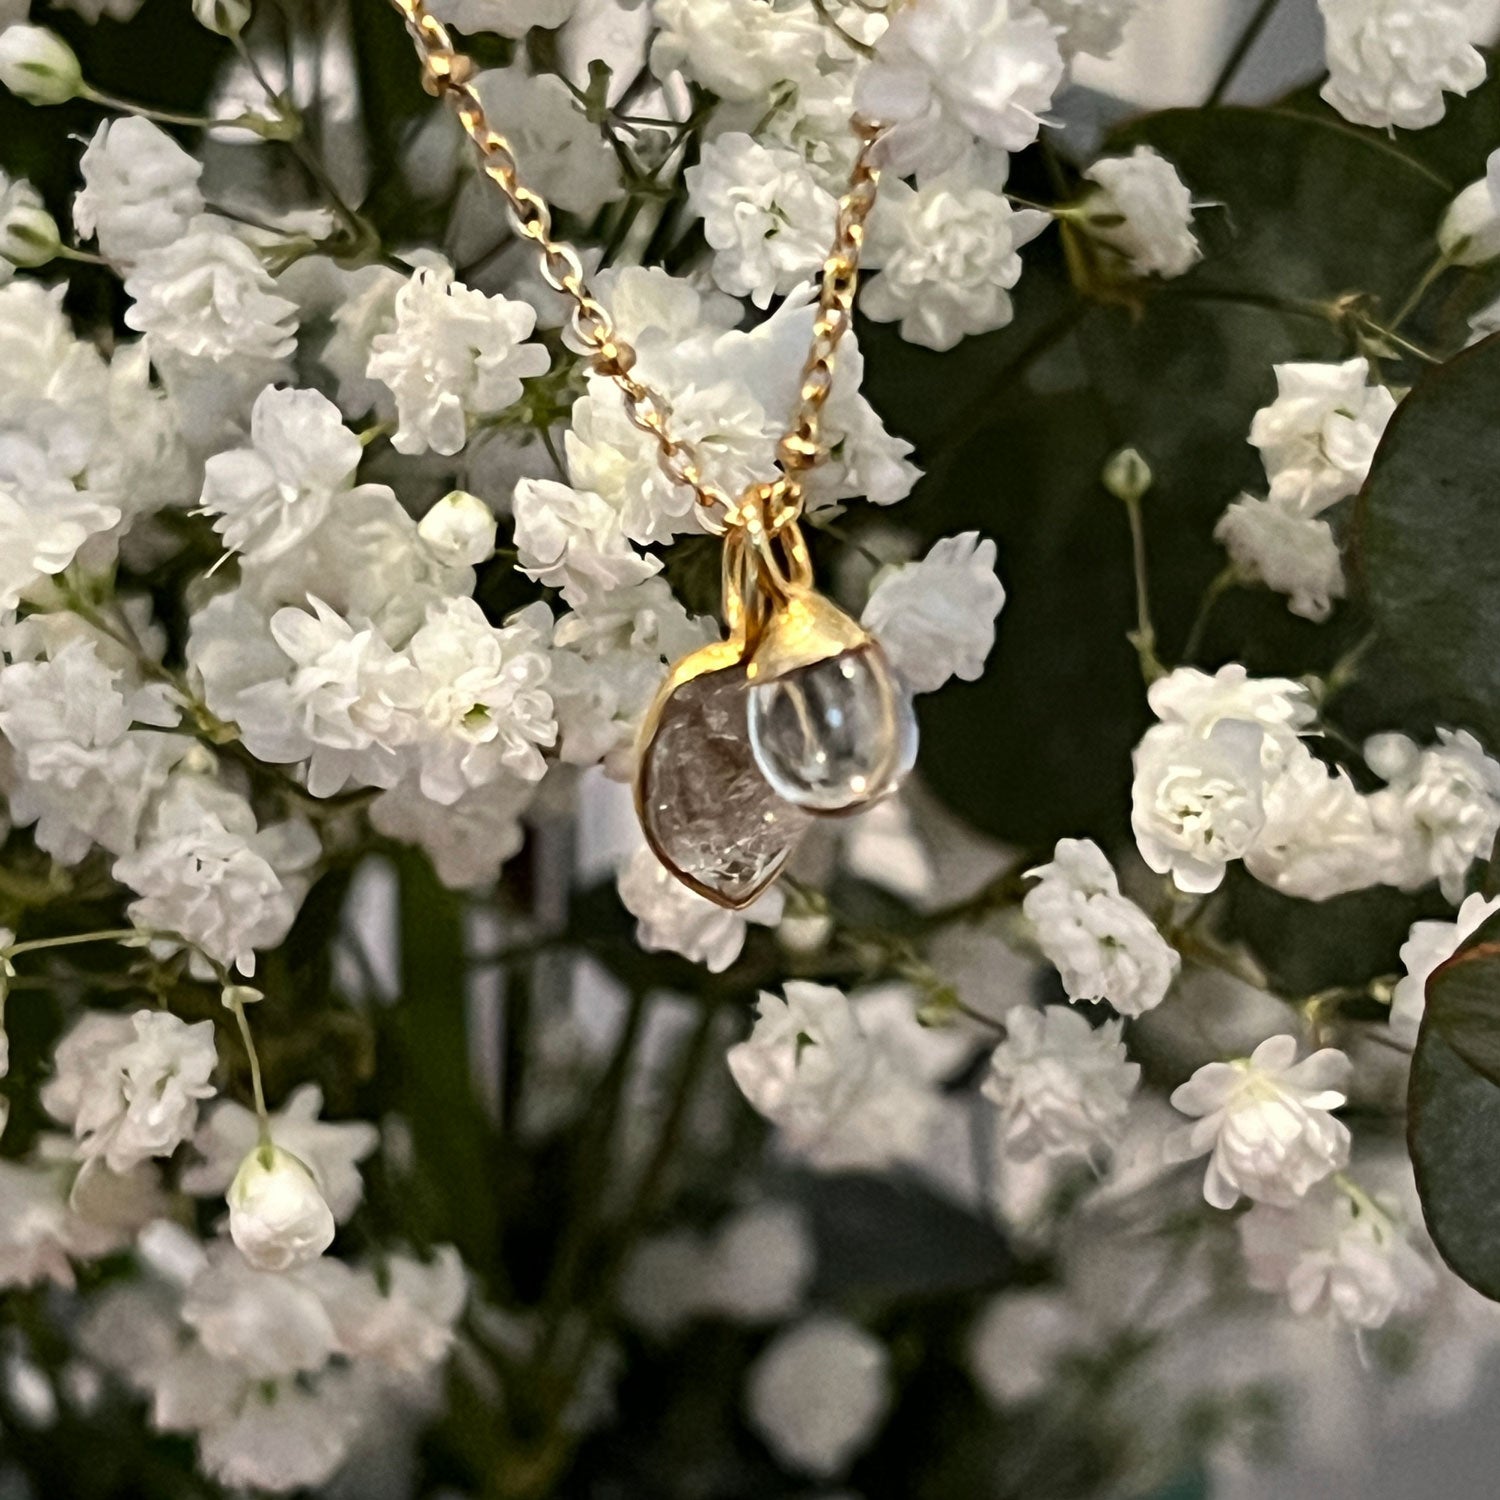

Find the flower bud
[[0, 181, 59, 270], [227, 1144, 335, 1272], [418, 490, 497, 567], [0, 27, 83, 106], [1438, 177, 1500, 267], [1101, 445, 1152, 504], [193, 0, 253, 34]]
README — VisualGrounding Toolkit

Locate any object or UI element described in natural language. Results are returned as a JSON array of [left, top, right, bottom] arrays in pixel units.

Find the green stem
[[229, 34, 373, 251], [3, 928, 147, 960], [80, 84, 259, 131], [226, 993, 272, 1145], [1389, 250, 1455, 333], [1121, 493, 1166, 683], [1206, 0, 1283, 107], [1181, 564, 1238, 663], [1355, 314, 1443, 365]]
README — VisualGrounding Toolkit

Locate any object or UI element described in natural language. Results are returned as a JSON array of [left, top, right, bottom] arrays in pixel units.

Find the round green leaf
[[1408, 1022, 1500, 1302], [1356, 334, 1500, 749]]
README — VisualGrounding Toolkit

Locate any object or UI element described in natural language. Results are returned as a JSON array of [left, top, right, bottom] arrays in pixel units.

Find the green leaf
[[1355, 333, 1500, 749], [1423, 909, 1500, 1087], [863, 93, 1466, 848], [1408, 908, 1500, 1301], [387, 849, 500, 1266], [1408, 1023, 1500, 1302]]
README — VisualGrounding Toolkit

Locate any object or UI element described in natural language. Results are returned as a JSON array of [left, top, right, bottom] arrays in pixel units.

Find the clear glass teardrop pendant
[[747, 642, 918, 813]]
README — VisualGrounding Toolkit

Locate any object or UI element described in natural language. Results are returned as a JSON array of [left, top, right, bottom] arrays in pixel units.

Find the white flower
[[0, 25, 82, 105], [1243, 741, 1390, 902], [617, 845, 783, 973], [42, 1009, 217, 1174], [1248, 357, 1396, 515], [746, 1316, 890, 1478], [863, 149, 1050, 351], [113, 772, 321, 976], [729, 981, 868, 1145], [1390, 892, 1500, 1045], [1023, 838, 1179, 1014], [1319, 0, 1484, 130], [319, 262, 405, 418], [511, 477, 660, 608], [1439, 150, 1500, 265], [855, 0, 1065, 175], [982, 1006, 1140, 1162], [0, 430, 123, 612], [0, 1155, 146, 1290], [199, 386, 362, 562], [621, 1203, 814, 1337], [969, 1289, 1096, 1408], [1131, 719, 1267, 893], [417, 490, 496, 567], [307, 1246, 467, 1375], [369, 776, 534, 890], [186, 1083, 379, 1224], [702, 1202, 814, 1323], [1214, 492, 1345, 622], [1035, 0, 1140, 59], [1146, 662, 1317, 748], [563, 273, 916, 543], [1239, 1180, 1436, 1328], [1167, 1034, 1352, 1209], [196, 1378, 362, 1496], [687, 133, 836, 308], [240, 598, 424, 796], [550, 576, 713, 775], [1367, 728, 1500, 902], [124, 220, 298, 365], [472, 63, 622, 219], [73, 117, 204, 268], [1081, 146, 1200, 279], [650, 0, 823, 103], [727, 981, 936, 1171], [227, 1145, 336, 1272], [0, 170, 57, 275], [365, 262, 550, 456], [406, 598, 556, 803], [861, 532, 1005, 693], [0, 631, 185, 863], [430, 0, 577, 37], [181, 1243, 339, 1380], [190, 482, 474, 657]]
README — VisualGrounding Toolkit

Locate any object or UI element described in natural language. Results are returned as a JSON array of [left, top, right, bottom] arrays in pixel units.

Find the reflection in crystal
[[747, 643, 918, 813], [639, 663, 813, 907]]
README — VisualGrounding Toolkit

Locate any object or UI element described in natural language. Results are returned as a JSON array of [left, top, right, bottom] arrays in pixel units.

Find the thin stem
[[229, 33, 371, 249], [4, 928, 146, 960], [1390, 250, 1455, 333], [80, 84, 257, 131], [1181, 565, 1238, 663], [1206, 0, 1283, 107], [1121, 492, 1166, 683], [55, 245, 110, 267], [1355, 314, 1443, 365], [227, 993, 272, 1145]]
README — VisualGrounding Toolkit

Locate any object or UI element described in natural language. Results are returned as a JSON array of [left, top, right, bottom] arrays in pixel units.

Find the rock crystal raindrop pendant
[[634, 508, 918, 910]]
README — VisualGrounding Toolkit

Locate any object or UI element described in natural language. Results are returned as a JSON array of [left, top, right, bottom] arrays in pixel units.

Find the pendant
[[746, 584, 917, 814], [633, 499, 918, 909]]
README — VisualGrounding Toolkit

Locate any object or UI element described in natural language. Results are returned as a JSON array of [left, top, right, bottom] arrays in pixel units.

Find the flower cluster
[[0, 0, 1496, 1495]]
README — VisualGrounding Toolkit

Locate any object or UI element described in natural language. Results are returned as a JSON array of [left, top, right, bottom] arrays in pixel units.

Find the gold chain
[[389, 0, 883, 534]]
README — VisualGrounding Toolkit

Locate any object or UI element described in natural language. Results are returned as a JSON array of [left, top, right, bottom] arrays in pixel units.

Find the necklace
[[393, 0, 916, 908]]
